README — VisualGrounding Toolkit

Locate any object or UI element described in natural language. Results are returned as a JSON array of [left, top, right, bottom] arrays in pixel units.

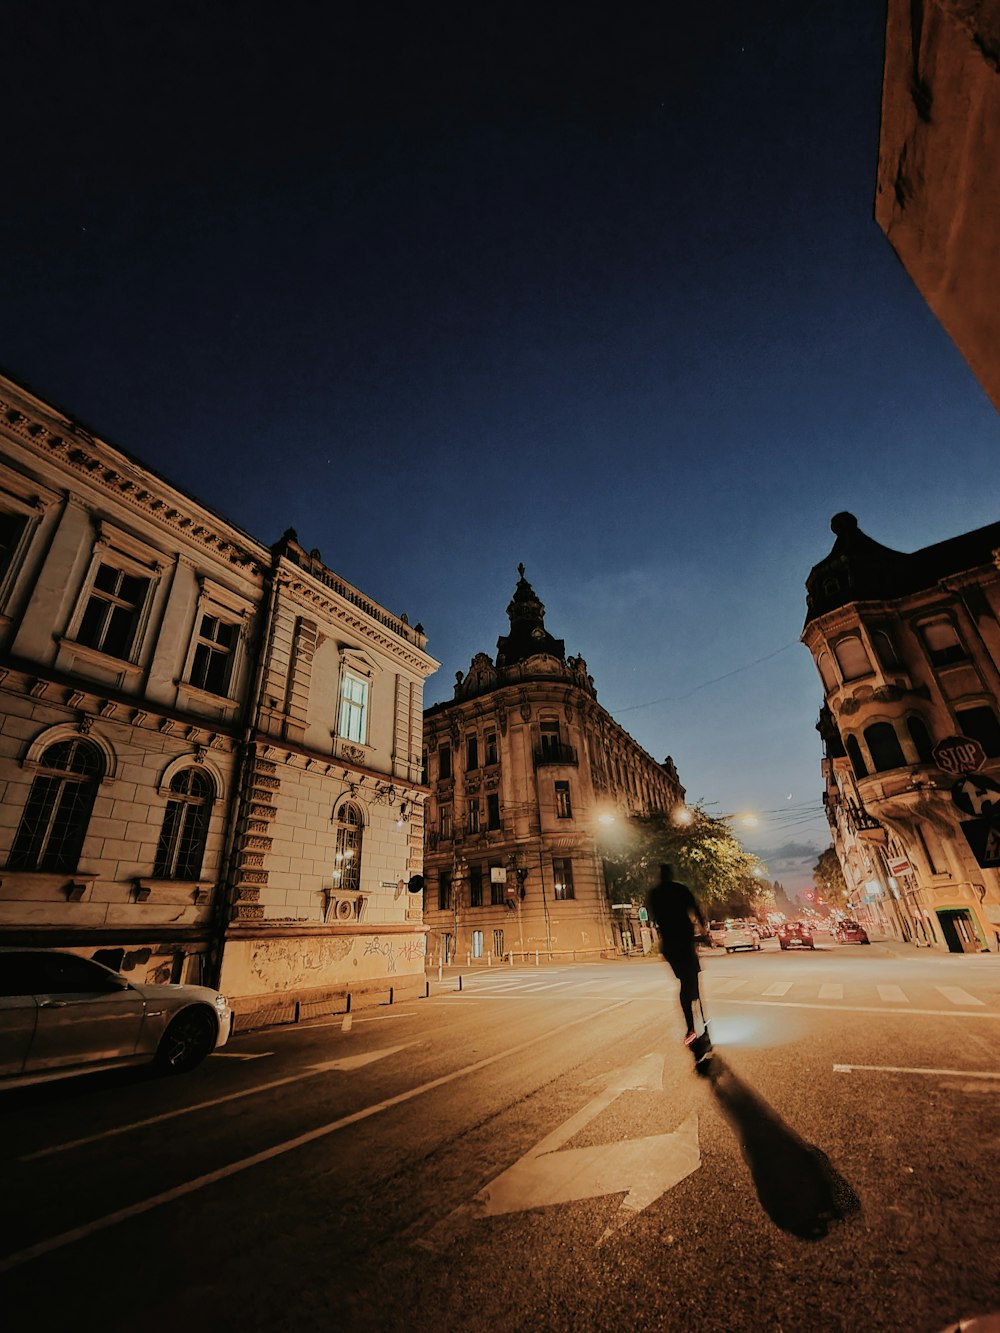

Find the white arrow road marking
[[419, 1053, 700, 1250], [20, 1043, 416, 1161]]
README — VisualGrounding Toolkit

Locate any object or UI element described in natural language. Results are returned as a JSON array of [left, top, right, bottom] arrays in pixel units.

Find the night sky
[[4, 2, 998, 891]]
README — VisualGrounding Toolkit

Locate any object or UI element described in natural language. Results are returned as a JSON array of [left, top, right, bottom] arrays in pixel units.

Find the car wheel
[[779, 942, 787, 950], [725, 947, 732, 954], [809, 943, 816, 950], [156, 1006, 217, 1074]]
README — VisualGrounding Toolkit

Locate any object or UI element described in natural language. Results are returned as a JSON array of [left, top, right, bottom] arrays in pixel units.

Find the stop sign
[[932, 735, 987, 776]]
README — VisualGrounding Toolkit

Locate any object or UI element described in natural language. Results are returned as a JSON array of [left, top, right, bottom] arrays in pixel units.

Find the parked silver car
[[0, 948, 232, 1087]]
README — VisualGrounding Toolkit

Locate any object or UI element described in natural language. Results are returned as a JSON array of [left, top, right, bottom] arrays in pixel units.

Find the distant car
[[724, 920, 761, 952], [835, 920, 869, 945], [755, 921, 775, 939], [708, 921, 727, 948], [0, 948, 233, 1088], [777, 920, 815, 951]]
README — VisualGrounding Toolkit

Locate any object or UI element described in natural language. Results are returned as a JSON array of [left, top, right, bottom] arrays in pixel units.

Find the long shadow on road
[[698, 1051, 861, 1240]]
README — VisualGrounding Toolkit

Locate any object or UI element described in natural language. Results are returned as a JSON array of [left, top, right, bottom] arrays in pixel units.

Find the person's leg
[[678, 971, 697, 1036]]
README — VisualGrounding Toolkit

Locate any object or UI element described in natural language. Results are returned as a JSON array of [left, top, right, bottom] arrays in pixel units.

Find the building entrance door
[[936, 909, 980, 953]]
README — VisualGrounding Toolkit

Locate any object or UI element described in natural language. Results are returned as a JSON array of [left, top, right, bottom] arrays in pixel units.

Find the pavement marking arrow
[[418, 1052, 700, 1250]]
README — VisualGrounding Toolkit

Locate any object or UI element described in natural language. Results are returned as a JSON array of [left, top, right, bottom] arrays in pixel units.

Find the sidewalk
[[867, 934, 998, 961]]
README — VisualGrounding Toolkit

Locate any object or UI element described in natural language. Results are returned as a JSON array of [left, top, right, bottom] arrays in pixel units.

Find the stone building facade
[[803, 511, 1000, 953], [0, 371, 438, 1014], [877, 0, 1000, 412], [422, 567, 685, 964]]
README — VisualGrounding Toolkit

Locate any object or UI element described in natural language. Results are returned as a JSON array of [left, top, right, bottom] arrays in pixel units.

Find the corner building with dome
[[421, 567, 685, 963]]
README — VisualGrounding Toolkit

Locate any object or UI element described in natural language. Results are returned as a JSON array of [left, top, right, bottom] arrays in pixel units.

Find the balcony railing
[[533, 743, 578, 768]]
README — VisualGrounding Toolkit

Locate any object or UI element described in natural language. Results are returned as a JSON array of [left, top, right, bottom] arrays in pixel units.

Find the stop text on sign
[[932, 735, 986, 776]]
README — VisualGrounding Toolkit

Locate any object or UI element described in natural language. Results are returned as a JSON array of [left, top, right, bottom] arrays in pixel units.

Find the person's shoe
[[683, 1030, 697, 1046]]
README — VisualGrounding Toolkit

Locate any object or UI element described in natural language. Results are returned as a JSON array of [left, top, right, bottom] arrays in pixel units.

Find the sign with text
[[933, 735, 987, 776], [887, 856, 911, 876]]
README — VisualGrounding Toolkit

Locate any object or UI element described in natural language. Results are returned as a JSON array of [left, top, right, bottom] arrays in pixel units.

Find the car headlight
[[214, 994, 228, 1009]]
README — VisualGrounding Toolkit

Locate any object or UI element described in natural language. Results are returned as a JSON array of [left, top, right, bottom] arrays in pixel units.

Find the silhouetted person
[[646, 863, 708, 1044]]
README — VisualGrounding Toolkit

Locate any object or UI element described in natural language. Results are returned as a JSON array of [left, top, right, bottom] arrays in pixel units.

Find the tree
[[600, 804, 769, 916], [813, 846, 849, 909]]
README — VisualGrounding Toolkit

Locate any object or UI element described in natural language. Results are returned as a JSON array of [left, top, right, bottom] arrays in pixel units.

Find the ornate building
[[803, 511, 1000, 953], [0, 370, 438, 1018], [422, 567, 685, 963]]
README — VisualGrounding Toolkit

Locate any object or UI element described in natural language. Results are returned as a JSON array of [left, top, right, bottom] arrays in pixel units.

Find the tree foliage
[[601, 804, 770, 916], [813, 846, 849, 908]]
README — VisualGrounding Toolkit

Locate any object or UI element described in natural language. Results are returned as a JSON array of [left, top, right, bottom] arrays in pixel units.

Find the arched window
[[906, 717, 934, 764], [9, 738, 103, 872], [833, 635, 872, 681], [154, 768, 214, 879], [333, 801, 363, 894], [845, 735, 868, 780], [816, 652, 838, 692], [872, 631, 899, 669], [864, 722, 906, 773], [920, 619, 966, 666]]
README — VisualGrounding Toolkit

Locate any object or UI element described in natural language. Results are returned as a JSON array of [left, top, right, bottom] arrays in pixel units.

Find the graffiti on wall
[[364, 936, 396, 973]]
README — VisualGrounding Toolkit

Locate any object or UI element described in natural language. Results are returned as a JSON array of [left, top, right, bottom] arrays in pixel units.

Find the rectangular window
[[0, 509, 28, 583], [468, 800, 481, 834], [190, 614, 240, 697], [337, 668, 369, 743], [540, 721, 560, 755], [485, 730, 498, 766], [438, 744, 452, 780], [555, 780, 572, 819], [492, 928, 504, 958], [922, 620, 967, 667], [490, 865, 506, 906], [486, 793, 500, 830], [438, 872, 451, 912], [75, 562, 151, 661], [472, 929, 484, 959], [469, 864, 483, 908], [553, 857, 575, 900], [439, 805, 452, 840], [466, 734, 479, 770]]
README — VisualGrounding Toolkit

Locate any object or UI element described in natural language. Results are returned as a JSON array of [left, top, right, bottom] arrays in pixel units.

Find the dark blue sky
[[4, 2, 997, 890]]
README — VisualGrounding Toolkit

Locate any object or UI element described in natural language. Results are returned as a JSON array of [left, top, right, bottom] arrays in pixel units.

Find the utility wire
[[613, 641, 801, 714]]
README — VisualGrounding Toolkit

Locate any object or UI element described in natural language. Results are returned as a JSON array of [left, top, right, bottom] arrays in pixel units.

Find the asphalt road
[[2, 935, 999, 1333]]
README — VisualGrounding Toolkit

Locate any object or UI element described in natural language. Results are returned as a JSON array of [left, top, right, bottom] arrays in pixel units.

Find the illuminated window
[[332, 801, 363, 894], [555, 781, 572, 819], [472, 929, 484, 958], [338, 669, 369, 744], [553, 857, 575, 900], [154, 768, 214, 879], [9, 739, 103, 872]]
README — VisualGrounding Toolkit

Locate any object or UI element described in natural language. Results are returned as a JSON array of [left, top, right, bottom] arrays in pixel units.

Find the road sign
[[950, 772, 1000, 818], [933, 735, 987, 776], [887, 856, 911, 876], [638, 907, 648, 922], [959, 817, 1000, 869]]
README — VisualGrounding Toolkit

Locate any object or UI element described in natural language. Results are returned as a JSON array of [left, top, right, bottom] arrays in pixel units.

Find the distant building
[[0, 371, 438, 1017], [422, 566, 685, 963], [802, 511, 1000, 953], [876, 0, 1000, 411]]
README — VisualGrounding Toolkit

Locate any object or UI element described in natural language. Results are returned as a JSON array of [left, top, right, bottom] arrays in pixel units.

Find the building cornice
[[0, 386, 268, 580]]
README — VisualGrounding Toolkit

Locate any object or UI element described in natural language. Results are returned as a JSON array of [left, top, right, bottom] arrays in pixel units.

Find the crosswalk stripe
[[935, 986, 985, 1007], [818, 984, 844, 1000], [877, 985, 908, 1002], [762, 982, 792, 997], [708, 978, 748, 995]]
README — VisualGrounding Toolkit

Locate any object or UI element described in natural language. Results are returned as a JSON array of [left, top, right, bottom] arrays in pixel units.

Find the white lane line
[[707, 978, 748, 995], [877, 985, 908, 1003], [212, 1051, 273, 1060], [510, 981, 571, 993], [818, 984, 843, 1001], [342, 1014, 353, 1032], [935, 986, 985, 1007], [834, 1063, 1000, 1080], [762, 982, 792, 997], [1, 998, 633, 1273], [288, 1012, 417, 1029], [719, 998, 1000, 1019], [18, 1042, 417, 1162]]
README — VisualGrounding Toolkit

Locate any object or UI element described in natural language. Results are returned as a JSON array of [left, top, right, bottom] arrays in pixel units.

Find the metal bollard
[[509, 951, 513, 966], [459, 974, 463, 991], [535, 949, 539, 967]]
